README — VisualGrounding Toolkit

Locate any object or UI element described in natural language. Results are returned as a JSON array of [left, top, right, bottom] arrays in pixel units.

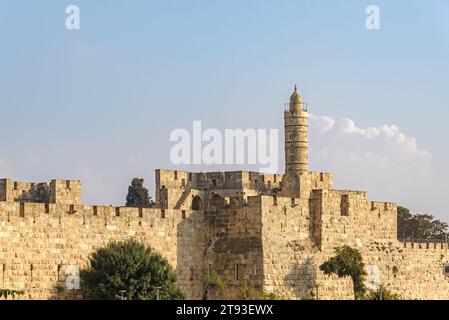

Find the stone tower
[[282, 86, 310, 198]]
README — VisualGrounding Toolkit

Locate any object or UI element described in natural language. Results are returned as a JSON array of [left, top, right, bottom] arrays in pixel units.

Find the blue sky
[[0, 1, 448, 218]]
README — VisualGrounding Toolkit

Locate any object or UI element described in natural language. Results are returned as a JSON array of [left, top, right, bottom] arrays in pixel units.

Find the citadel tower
[[282, 86, 310, 198]]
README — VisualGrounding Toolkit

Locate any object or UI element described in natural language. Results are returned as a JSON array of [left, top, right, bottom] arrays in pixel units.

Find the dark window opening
[[20, 202, 25, 217], [45, 203, 50, 214], [341, 195, 349, 216], [192, 196, 202, 211]]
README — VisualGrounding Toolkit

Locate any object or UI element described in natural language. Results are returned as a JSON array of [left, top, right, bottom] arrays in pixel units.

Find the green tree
[[0, 289, 24, 300], [365, 285, 400, 300], [397, 206, 448, 241], [319, 246, 367, 300], [126, 178, 152, 207], [80, 240, 184, 300]]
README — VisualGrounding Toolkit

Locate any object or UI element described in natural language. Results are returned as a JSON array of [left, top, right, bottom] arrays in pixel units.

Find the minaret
[[282, 86, 310, 198]]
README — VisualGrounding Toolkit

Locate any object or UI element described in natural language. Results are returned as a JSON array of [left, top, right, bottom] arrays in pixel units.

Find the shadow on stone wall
[[283, 257, 318, 300]]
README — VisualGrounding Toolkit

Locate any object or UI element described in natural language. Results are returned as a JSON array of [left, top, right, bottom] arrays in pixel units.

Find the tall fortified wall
[[0, 185, 208, 299], [259, 192, 449, 300]]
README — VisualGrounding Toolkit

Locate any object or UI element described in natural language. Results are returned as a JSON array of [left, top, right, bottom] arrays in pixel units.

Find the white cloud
[[308, 114, 447, 220]]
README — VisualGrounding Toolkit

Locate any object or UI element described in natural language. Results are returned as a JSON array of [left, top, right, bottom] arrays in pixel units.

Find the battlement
[[0, 200, 197, 231], [0, 179, 82, 205], [402, 241, 449, 250], [155, 169, 335, 210], [156, 169, 283, 191], [309, 172, 333, 190]]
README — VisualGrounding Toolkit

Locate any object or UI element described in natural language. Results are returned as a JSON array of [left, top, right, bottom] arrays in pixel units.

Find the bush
[[0, 289, 24, 300], [80, 240, 184, 300], [365, 286, 401, 300]]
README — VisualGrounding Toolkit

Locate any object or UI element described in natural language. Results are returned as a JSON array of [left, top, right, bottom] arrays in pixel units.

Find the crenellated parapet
[[0, 178, 81, 205]]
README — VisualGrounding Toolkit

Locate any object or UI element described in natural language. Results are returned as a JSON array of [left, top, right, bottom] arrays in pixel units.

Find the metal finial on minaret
[[294, 84, 297, 91]]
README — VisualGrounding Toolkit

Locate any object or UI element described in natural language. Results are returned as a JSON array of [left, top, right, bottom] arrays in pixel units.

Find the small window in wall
[[267, 180, 271, 189], [262, 175, 265, 183], [291, 198, 295, 206], [212, 179, 216, 187], [182, 210, 186, 219], [192, 196, 202, 211], [274, 175, 277, 183], [69, 204, 75, 213], [188, 173, 192, 181], [174, 171, 178, 180], [66, 180, 71, 189], [181, 179, 186, 187], [340, 195, 349, 216], [320, 172, 324, 182], [20, 202, 25, 217], [45, 203, 50, 214], [13, 182, 18, 190], [93, 206, 98, 216], [384, 203, 388, 211], [161, 209, 166, 219], [273, 196, 277, 206], [115, 207, 120, 216], [443, 262, 449, 276], [139, 207, 143, 218], [235, 264, 240, 281], [31, 183, 35, 190], [57, 264, 62, 282]]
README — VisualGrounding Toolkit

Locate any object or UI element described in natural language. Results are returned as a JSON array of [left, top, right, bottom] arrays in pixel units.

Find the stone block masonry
[[0, 199, 207, 299], [1, 87, 448, 299]]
